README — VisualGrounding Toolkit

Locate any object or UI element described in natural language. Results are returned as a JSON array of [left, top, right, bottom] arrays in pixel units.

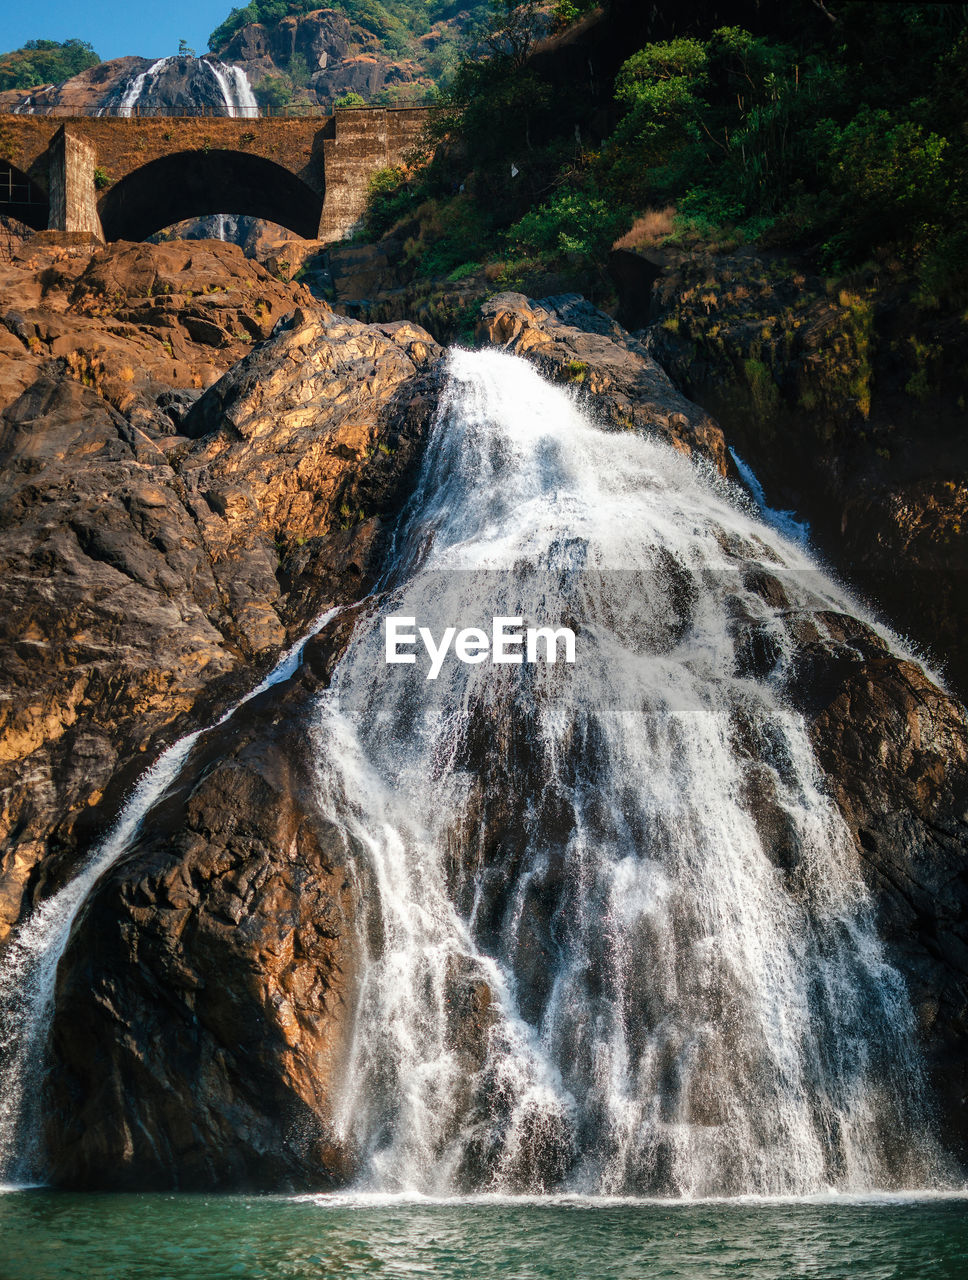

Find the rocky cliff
[[0, 230, 436, 944], [2, 234, 968, 1187], [0, 55, 255, 116], [0, 7, 461, 116], [626, 247, 968, 701]]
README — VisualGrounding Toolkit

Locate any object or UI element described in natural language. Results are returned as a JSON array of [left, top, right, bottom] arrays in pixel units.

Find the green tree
[[254, 73, 293, 108], [0, 38, 99, 91]]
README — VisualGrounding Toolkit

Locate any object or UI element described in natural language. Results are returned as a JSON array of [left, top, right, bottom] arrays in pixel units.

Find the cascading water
[[205, 62, 259, 118], [118, 57, 170, 116], [309, 348, 946, 1197], [729, 446, 810, 548], [0, 347, 951, 1197], [117, 56, 258, 117]]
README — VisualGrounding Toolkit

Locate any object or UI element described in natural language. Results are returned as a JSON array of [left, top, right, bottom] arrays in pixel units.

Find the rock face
[[218, 10, 418, 104], [0, 55, 251, 117], [0, 58, 145, 115], [477, 292, 730, 474], [0, 235, 441, 945], [784, 610, 968, 1158], [642, 247, 968, 700], [0, 7, 460, 117], [44, 626, 365, 1191], [4, 254, 968, 1189]]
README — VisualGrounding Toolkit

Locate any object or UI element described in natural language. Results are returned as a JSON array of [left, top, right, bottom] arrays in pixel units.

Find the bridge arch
[[98, 149, 323, 242], [0, 160, 48, 231]]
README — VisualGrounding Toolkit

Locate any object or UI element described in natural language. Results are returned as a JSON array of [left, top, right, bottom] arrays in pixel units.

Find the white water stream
[[0, 348, 951, 1196], [310, 349, 946, 1196], [0, 610, 339, 1181], [118, 56, 258, 118]]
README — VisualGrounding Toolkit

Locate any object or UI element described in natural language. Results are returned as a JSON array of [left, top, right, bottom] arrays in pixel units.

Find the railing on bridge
[[4, 103, 431, 119]]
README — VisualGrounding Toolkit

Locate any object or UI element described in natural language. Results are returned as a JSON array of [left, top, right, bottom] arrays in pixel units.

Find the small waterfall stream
[[118, 57, 170, 116], [0, 348, 951, 1196], [0, 612, 339, 1182]]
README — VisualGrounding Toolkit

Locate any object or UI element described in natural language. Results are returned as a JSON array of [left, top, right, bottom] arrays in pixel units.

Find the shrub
[[613, 206, 676, 251], [254, 74, 293, 109], [507, 189, 630, 261], [363, 165, 416, 238]]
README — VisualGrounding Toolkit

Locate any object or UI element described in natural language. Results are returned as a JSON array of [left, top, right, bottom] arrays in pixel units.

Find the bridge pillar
[[48, 126, 104, 240], [318, 108, 428, 243]]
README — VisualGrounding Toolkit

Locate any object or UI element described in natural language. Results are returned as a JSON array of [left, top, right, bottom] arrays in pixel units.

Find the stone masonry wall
[[47, 128, 104, 238]]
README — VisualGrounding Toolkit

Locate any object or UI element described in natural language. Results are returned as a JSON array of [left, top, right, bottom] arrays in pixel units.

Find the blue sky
[[0, 0, 238, 61]]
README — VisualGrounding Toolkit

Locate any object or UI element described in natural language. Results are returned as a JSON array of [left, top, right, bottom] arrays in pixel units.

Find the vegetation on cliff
[[211, 1, 489, 56], [0, 39, 99, 91], [364, 2, 968, 305]]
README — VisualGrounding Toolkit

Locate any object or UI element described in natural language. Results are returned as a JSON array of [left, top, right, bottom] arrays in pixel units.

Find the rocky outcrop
[[478, 291, 730, 474], [642, 247, 968, 699], [0, 7, 450, 116], [0, 236, 307, 413], [0, 55, 252, 116], [0, 57, 145, 114], [219, 10, 424, 105], [0, 235, 441, 945], [43, 619, 365, 1191], [780, 608, 968, 1161]]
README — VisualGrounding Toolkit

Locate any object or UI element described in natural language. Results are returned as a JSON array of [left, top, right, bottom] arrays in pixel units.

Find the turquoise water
[[1, 1192, 966, 1279]]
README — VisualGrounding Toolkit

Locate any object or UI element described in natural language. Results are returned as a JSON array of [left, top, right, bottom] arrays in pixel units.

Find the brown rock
[[43, 631, 363, 1191], [782, 609, 968, 1162], [0, 245, 441, 942]]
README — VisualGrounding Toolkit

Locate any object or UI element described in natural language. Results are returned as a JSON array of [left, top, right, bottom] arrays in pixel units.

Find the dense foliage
[[0, 39, 99, 91], [363, 2, 968, 304], [209, 0, 490, 57]]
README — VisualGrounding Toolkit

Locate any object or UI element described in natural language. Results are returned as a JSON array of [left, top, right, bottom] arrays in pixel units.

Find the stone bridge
[[0, 108, 429, 243]]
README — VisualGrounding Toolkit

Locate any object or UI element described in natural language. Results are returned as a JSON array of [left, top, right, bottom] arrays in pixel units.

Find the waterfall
[[0, 612, 339, 1182], [729, 447, 810, 548], [310, 349, 945, 1197], [0, 346, 950, 1197], [206, 62, 259, 118], [118, 57, 171, 116], [117, 57, 259, 118]]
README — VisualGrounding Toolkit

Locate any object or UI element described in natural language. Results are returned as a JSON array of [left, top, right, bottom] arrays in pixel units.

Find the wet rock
[[43, 636, 363, 1191], [782, 611, 968, 1161], [477, 292, 729, 474], [645, 247, 968, 698]]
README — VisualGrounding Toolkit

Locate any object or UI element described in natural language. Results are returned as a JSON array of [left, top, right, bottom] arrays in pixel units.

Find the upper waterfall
[[117, 56, 259, 117]]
